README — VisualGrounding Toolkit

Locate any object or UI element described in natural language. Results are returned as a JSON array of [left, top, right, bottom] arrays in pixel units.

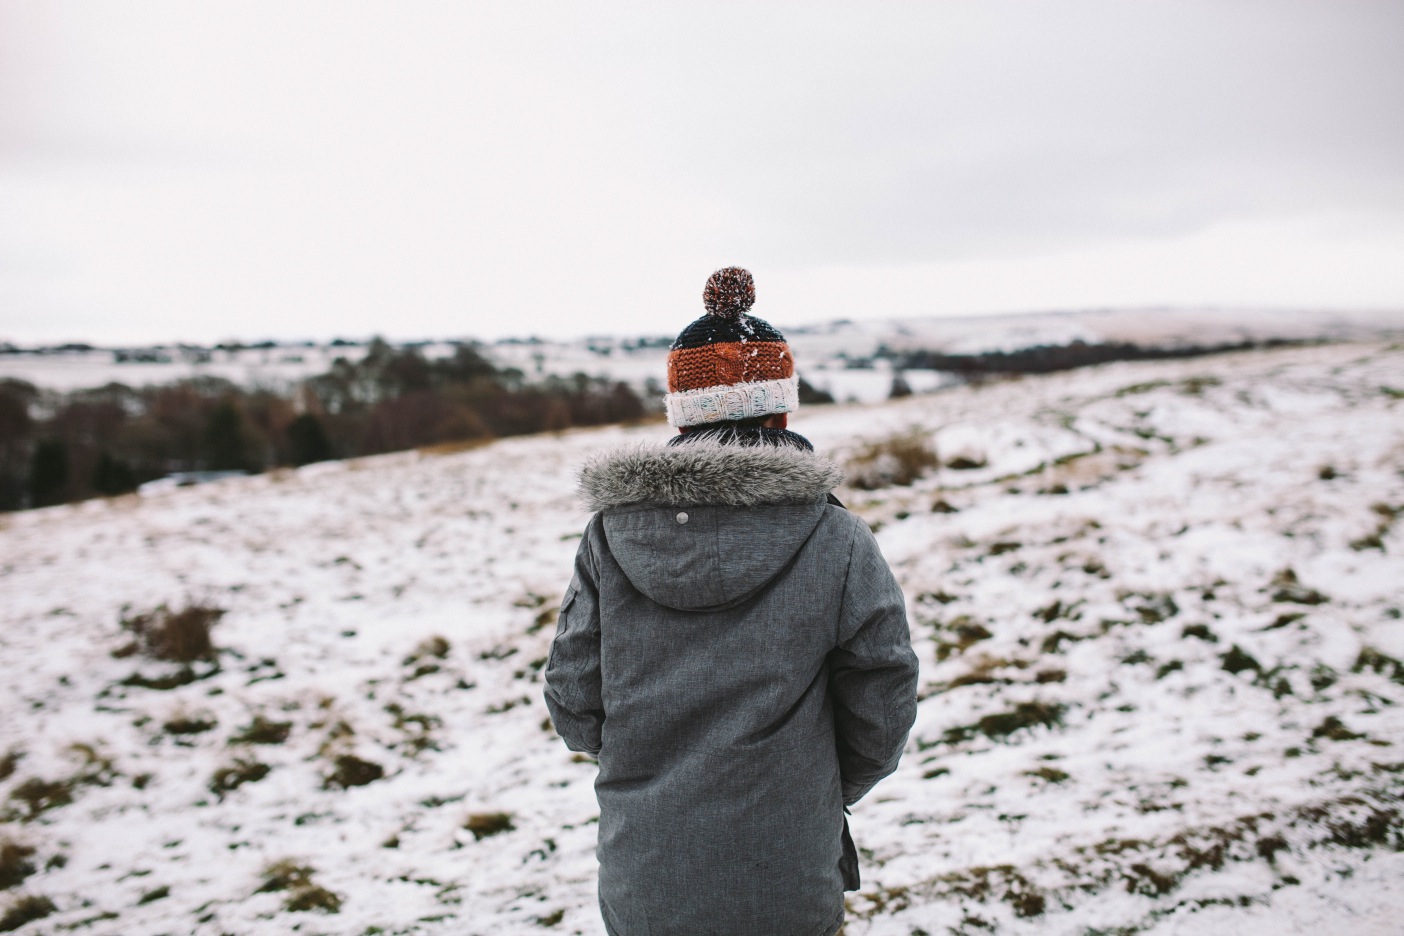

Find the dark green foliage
[[0, 894, 56, 932], [201, 401, 253, 471], [0, 752, 17, 783], [27, 439, 68, 507], [465, 812, 515, 841], [325, 755, 383, 789], [91, 451, 137, 496], [284, 413, 334, 465]]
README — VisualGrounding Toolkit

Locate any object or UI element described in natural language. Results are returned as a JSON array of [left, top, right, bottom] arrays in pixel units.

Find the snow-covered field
[[1, 340, 1401, 935]]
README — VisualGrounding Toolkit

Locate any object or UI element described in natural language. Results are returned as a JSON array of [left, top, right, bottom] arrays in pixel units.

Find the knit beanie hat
[[665, 267, 799, 428]]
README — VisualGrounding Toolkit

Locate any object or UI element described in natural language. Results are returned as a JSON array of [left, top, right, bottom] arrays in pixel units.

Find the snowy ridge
[[0, 341, 1402, 935]]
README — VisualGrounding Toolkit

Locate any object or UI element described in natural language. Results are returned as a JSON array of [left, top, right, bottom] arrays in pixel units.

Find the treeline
[[883, 338, 1301, 376], [0, 340, 652, 511]]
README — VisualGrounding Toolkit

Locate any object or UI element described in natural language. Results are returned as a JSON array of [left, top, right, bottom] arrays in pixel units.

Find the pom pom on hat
[[703, 267, 756, 320]]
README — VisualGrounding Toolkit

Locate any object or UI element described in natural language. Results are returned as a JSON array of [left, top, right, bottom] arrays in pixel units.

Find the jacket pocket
[[545, 584, 578, 671], [840, 815, 860, 891]]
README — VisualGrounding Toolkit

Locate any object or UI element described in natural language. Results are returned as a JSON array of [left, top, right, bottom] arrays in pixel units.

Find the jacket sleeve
[[829, 518, 919, 806], [543, 519, 604, 755]]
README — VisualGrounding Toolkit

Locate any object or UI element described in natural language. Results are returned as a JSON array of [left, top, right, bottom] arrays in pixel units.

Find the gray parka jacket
[[544, 438, 919, 936]]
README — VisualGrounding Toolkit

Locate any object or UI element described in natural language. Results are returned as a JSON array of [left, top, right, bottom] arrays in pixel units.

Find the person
[[544, 267, 919, 936]]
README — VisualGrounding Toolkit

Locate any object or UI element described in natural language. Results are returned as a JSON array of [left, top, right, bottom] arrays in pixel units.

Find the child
[[545, 268, 919, 936]]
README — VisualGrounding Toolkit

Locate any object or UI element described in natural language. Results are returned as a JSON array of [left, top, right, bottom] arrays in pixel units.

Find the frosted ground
[[1, 340, 1401, 935]]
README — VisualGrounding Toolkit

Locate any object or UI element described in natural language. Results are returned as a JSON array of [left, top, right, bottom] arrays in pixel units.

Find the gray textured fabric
[[546, 442, 919, 936]]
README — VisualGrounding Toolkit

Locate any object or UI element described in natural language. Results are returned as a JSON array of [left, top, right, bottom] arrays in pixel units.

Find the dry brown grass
[[846, 430, 940, 490], [120, 604, 224, 663]]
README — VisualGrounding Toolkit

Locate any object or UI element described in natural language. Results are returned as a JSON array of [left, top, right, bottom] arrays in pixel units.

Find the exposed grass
[[404, 635, 451, 666], [1354, 647, 1404, 686], [209, 759, 271, 797], [284, 885, 342, 913], [324, 755, 384, 789], [256, 860, 316, 893], [1220, 645, 1262, 676], [934, 616, 994, 662], [137, 885, 170, 905], [257, 860, 342, 913], [0, 840, 36, 889], [230, 715, 292, 745], [119, 603, 224, 663], [163, 715, 217, 736], [1181, 623, 1218, 643], [1312, 716, 1364, 742], [1268, 568, 1328, 606], [0, 894, 56, 932], [5, 778, 74, 820], [943, 701, 1066, 745], [465, 812, 515, 841], [846, 430, 940, 490], [1025, 767, 1071, 784]]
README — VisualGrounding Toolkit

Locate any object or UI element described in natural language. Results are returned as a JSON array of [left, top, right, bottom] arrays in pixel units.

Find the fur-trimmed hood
[[577, 439, 844, 513]]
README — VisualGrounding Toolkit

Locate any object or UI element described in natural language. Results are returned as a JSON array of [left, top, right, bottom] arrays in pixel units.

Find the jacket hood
[[578, 441, 844, 611]]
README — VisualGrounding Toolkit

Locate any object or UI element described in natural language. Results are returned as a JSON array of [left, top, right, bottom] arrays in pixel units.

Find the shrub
[[846, 430, 940, 490], [120, 604, 223, 663]]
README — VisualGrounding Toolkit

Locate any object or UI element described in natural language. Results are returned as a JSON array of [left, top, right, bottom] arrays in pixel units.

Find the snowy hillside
[[1, 340, 1401, 935]]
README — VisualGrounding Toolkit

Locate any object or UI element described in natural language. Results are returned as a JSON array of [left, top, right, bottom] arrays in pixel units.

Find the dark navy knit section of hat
[[670, 314, 786, 351]]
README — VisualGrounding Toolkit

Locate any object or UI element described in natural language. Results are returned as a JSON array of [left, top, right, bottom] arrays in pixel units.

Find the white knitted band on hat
[[665, 376, 800, 428]]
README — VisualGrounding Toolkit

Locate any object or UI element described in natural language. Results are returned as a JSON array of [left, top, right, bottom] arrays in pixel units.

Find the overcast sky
[[1, 1, 1402, 345]]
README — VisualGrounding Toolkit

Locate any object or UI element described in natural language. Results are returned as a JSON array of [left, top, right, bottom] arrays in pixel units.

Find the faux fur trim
[[578, 440, 844, 512]]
